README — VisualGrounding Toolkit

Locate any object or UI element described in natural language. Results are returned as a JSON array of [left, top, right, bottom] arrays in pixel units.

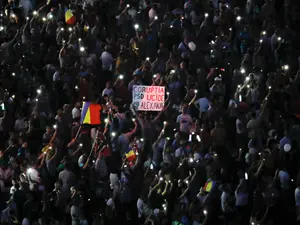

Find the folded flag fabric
[[80, 102, 101, 125], [203, 180, 216, 192], [65, 8, 76, 25], [125, 150, 136, 161], [83, 22, 90, 32]]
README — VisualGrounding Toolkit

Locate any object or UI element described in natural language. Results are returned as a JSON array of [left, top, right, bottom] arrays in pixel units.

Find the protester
[[1, 0, 300, 225]]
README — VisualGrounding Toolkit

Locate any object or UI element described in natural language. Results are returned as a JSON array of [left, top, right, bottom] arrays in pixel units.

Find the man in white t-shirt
[[176, 106, 192, 133], [72, 102, 81, 120], [148, 4, 158, 22], [100, 45, 114, 70]]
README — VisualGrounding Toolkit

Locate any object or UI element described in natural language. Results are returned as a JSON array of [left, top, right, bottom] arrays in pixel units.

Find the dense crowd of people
[[0, 0, 300, 224]]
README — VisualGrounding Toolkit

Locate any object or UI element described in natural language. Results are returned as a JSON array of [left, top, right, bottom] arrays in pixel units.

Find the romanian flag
[[203, 180, 216, 192], [83, 22, 90, 32], [125, 150, 136, 161], [65, 8, 76, 25], [80, 102, 101, 125]]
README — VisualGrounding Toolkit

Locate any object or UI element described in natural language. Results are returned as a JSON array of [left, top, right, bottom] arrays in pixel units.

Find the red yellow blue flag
[[125, 150, 136, 161], [65, 8, 76, 25], [80, 102, 101, 125]]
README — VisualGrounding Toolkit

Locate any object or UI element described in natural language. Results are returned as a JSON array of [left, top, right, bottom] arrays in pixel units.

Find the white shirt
[[176, 114, 192, 133], [53, 71, 61, 81], [148, 8, 158, 21], [295, 187, 300, 206], [72, 107, 81, 119], [236, 118, 245, 134], [102, 88, 114, 97], [14, 118, 26, 131], [100, 51, 114, 70], [221, 191, 229, 212]]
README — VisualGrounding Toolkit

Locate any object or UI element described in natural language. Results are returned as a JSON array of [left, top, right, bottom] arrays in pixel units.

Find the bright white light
[[36, 89, 41, 94], [283, 65, 289, 70], [42, 17, 46, 21], [75, 85, 79, 90], [194, 90, 198, 94], [146, 57, 150, 61], [241, 68, 245, 74], [153, 74, 157, 78], [61, 28, 64, 31], [79, 143, 83, 147], [104, 118, 109, 123], [80, 47, 85, 52], [134, 24, 139, 30], [27, 168, 33, 174], [203, 210, 207, 215], [277, 37, 281, 41], [189, 158, 194, 163], [140, 138, 144, 142], [170, 70, 175, 74], [245, 76, 250, 82], [0, 26, 4, 31], [126, 4, 130, 8], [111, 132, 116, 137], [245, 172, 248, 180], [262, 31, 266, 35], [119, 75, 124, 79], [53, 124, 57, 129], [33, 11, 37, 15], [204, 13, 209, 17], [68, 27, 72, 32], [260, 39, 263, 43], [236, 16, 241, 21], [12, 72, 15, 76], [49, 14, 53, 19], [154, 16, 158, 20]]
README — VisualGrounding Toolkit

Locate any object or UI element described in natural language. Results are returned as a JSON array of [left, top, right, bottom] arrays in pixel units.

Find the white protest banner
[[132, 85, 165, 111]]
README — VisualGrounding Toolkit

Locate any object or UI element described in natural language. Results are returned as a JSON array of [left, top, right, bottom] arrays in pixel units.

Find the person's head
[[106, 81, 112, 89], [75, 102, 81, 109], [64, 162, 71, 171], [22, 141, 28, 148], [180, 61, 186, 70]]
